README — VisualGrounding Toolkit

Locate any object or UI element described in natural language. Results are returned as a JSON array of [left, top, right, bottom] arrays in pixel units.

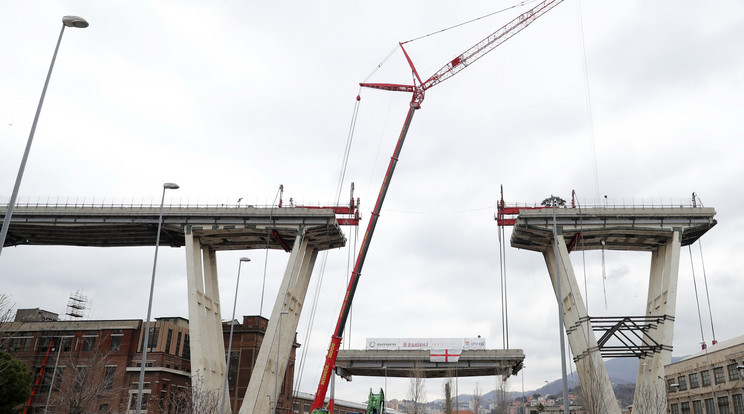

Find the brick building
[[1, 309, 298, 413]]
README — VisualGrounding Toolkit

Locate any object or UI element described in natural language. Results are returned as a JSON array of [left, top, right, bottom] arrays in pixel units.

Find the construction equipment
[[366, 388, 386, 414], [311, 1, 565, 411]]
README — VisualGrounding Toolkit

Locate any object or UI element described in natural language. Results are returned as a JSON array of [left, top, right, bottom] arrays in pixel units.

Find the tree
[[444, 379, 453, 414], [407, 364, 426, 414], [164, 375, 221, 414], [0, 351, 33, 413], [471, 382, 482, 414], [50, 347, 125, 414], [0, 294, 16, 348], [632, 381, 667, 414], [492, 377, 511, 414]]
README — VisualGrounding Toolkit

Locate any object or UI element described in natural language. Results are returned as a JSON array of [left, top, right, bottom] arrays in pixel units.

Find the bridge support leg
[[185, 229, 229, 406], [634, 230, 681, 411], [240, 227, 318, 414], [544, 235, 621, 414]]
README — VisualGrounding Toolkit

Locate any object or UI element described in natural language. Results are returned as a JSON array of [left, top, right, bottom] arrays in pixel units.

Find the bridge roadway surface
[[509, 206, 717, 252], [0, 204, 347, 251], [334, 349, 525, 379]]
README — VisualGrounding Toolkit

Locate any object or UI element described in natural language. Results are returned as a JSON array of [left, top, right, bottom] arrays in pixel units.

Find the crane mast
[[311, 1, 564, 411]]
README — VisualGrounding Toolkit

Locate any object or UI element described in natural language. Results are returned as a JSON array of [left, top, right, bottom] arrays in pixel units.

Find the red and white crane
[[311, 1, 564, 411]]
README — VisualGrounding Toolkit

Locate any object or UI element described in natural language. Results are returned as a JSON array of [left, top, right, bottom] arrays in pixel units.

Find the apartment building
[[664, 335, 744, 414]]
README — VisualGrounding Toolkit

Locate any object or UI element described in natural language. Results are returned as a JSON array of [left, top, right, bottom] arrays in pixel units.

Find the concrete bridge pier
[[544, 234, 621, 414], [240, 227, 319, 414], [634, 230, 681, 408], [185, 228, 229, 401]]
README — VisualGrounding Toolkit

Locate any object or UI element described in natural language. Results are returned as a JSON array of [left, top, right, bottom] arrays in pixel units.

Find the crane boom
[[422, 0, 564, 90], [311, 2, 564, 411]]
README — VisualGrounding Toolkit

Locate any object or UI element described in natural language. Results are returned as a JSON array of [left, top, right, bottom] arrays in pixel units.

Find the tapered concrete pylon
[[544, 235, 621, 414], [185, 230, 228, 401], [240, 228, 318, 414]]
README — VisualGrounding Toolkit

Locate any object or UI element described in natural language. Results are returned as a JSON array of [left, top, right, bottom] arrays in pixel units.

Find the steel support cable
[[688, 245, 708, 347], [698, 240, 717, 343], [573, 192, 591, 346], [575, 0, 600, 200], [334, 97, 362, 202], [260, 186, 283, 316], [296, 95, 365, 391], [401, 0, 541, 45], [497, 217, 508, 349], [693, 193, 717, 343]]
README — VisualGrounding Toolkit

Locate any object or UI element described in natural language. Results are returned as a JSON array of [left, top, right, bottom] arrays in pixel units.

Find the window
[[715, 366, 726, 384], [678, 376, 688, 391], [706, 399, 716, 414], [104, 366, 116, 391], [147, 327, 159, 350], [165, 329, 173, 354], [75, 366, 89, 392], [681, 402, 690, 414], [689, 372, 700, 389], [39, 337, 53, 352], [228, 351, 239, 388], [182, 334, 190, 359], [110, 335, 121, 351], [733, 394, 744, 414], [728, 364, 741, 382], [175, 332, 182, 356], [668, 378, 678, 390], [671, 403, 679, 414], [98, 404, 109, 412], [9, 337, 24, 352], [692, 400, 703, 414], [719, 396, 731, 414], [701, 370, 712, 386], [83, 336, 96, 352]]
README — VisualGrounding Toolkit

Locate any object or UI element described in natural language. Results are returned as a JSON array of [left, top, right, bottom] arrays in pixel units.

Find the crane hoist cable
[[497, 185, 510, 349], [575, 0, 601, 200], [296, 94, 366, 392], [312, 1, 567, 410]]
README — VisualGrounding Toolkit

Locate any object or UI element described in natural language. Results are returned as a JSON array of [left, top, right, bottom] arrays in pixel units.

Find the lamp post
[[274, 310, 289, 414], [135, 182, 179, 414], [221, 257, 251, 414], [669, 383, 679, 414], [0, 16, 88, 256], [542, 195, 569, 414]]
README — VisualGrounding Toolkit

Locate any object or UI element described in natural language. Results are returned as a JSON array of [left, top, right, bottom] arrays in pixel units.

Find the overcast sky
[[1, 0, 743, 405]]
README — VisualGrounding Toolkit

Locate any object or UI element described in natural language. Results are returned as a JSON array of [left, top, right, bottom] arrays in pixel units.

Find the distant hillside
[[462, 356, 686, 405]]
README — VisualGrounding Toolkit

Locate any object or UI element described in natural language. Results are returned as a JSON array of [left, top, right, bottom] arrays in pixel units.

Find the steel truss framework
[[570, 315, 674, 360]]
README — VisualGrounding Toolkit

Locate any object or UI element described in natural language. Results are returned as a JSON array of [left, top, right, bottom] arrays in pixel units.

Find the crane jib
[[311, 0, 565, 410]]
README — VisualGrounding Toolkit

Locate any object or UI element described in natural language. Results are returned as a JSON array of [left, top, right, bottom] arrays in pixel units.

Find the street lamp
[[135, 182, 179, 414], [542, 195, 569, 414], [669, 383, 679, 414], [221, 257, 251, 414], [0, 16, 88, 256], [274, 310, 289, 414]]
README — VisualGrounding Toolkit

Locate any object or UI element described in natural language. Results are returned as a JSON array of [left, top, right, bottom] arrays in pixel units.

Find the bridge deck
[[335, 349, 524, 379], [511, 207, 716, 252], [1, 205, 346, 251]]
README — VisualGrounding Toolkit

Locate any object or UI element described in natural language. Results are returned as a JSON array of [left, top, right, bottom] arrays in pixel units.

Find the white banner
[[366, 338, 486, 350]]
